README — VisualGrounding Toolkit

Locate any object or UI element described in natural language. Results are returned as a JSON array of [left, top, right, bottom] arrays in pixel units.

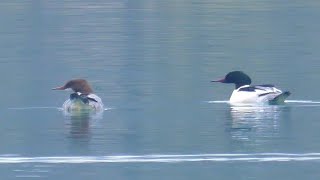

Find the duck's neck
[[235, 83, 250, 89]]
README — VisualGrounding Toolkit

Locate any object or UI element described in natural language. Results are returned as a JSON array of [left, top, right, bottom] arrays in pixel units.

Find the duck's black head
[[212, 71, 252, 89]]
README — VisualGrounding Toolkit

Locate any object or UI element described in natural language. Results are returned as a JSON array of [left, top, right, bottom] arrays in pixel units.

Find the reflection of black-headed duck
[[212, 71, 290, 105], [52, 79, 104, 112]]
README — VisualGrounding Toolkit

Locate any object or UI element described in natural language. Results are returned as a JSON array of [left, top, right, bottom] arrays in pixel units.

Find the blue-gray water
[[1, 0, 320, 179]]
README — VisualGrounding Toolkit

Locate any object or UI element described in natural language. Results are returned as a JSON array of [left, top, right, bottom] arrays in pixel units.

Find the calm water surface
[[1, 0, 320, 179]]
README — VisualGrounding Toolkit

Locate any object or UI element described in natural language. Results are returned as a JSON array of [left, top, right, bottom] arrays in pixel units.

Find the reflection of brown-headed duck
[[52, 79, 104, 112], [212, 71, 290, 105]]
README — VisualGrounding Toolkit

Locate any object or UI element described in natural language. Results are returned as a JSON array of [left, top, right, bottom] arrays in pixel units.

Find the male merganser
[[52, 79, 104, 112], [212, 71, 291, 105]]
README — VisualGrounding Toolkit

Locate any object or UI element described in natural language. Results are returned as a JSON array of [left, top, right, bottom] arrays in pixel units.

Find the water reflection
[[226, 105, 290, 144], [63, 111, 103, 139]]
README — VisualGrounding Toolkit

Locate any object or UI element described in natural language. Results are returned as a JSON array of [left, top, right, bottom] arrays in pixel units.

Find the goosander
[[52, 79, 104, 112], [212, 71, 291, 105]]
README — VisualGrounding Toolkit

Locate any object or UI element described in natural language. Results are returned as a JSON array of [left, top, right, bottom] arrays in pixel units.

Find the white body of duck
[[229, 84, 289, 105], [62, 93, 104, 112], [212, 71, 290, 105], [53, 79, 104, 113]]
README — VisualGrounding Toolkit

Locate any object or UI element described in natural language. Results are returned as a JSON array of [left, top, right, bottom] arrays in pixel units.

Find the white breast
[[229, 85, 282, 105], [62, 93, 104, 112]]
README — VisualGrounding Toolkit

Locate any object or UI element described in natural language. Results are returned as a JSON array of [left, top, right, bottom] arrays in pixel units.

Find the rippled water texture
[[1, 0, 320, 179]]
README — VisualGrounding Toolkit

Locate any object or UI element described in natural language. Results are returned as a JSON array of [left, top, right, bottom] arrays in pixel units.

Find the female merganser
[[52, 79, 104, 112], [212, 71, 291, 105]]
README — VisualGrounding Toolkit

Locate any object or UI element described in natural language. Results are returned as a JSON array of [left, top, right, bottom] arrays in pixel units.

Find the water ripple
[[1, 153, 320, 164], [207, 100, 320, 107]]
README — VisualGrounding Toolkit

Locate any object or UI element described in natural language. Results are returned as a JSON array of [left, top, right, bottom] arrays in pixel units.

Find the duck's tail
[[268, 91, 291, 105]]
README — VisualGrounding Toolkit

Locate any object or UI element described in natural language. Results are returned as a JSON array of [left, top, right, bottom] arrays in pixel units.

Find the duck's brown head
[[52, 79, 93, 94]]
